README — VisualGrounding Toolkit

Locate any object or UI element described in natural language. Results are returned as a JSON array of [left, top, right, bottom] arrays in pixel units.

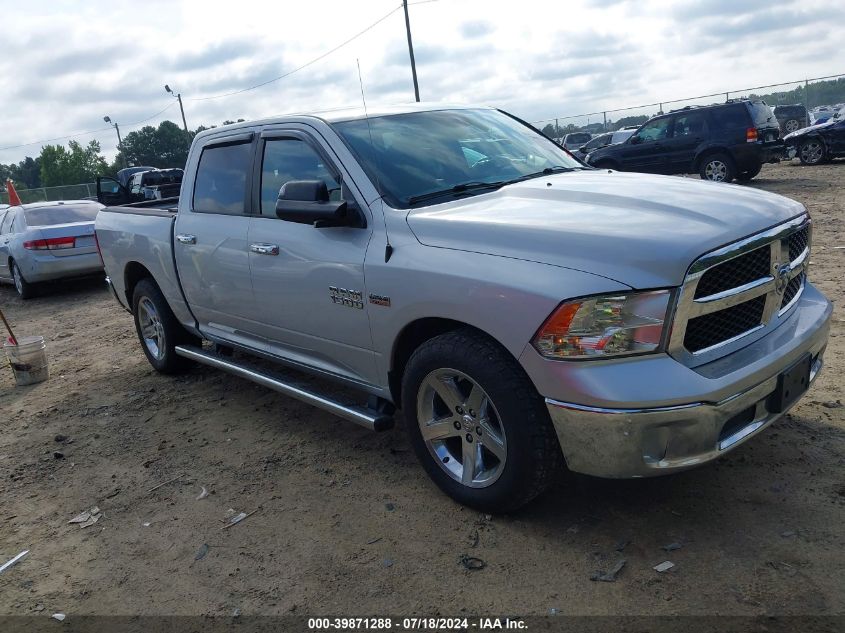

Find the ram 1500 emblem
[[368, 294, 391, 307], [329, 286, 364, 309]]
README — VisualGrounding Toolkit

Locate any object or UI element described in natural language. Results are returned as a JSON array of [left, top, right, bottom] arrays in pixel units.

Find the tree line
[[1, 118, 244, 191]]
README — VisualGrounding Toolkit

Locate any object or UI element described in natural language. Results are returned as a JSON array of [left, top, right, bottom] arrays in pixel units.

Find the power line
[[189, 4, 404, 102], [0, 101, 178, 153]]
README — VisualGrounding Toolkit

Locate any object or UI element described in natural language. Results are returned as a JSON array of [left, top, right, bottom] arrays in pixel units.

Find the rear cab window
[[24, 204, 101, 226], [192, 140, 253, 214]]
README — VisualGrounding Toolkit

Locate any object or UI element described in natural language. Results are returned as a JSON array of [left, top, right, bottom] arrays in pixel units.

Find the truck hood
[[405, 170, 806, 288]]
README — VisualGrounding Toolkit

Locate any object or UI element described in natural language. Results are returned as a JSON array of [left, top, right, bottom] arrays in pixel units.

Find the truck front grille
[[669, 216, 810, 363]]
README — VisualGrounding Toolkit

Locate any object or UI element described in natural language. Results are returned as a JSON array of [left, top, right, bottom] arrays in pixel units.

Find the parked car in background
[[0, 200, 104, 299], [586, 99, 783, 182], [561, 132, 592, 149], [783, 115, 845, 165], [97, 168, 184, 206], [809, 107, 838, 125], [773, 104, 809, 134], [116, 165, 156, 188], [570, 128, 638, 161], [95, 104, 829, 512]]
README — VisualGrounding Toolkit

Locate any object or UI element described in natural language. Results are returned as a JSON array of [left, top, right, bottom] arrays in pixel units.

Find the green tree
[[119, 120, 193, 169], [39, 140, 107, 187], [0, 156, 42, 189]]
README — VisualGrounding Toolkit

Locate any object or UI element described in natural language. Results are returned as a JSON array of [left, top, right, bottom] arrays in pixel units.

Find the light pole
[[165, 85, 189, 132], [402, 0, 420, 102], [103, 116, 127, 168]]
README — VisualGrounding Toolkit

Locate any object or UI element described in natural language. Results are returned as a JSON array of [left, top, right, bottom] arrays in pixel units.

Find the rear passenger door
[[173, 132, 263, 349], [663, 111, 709, 174], [246, 128, 377, 386]]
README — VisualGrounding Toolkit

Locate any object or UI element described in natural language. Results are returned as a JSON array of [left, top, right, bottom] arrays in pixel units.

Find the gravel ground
[[0, 160, 843, 618]]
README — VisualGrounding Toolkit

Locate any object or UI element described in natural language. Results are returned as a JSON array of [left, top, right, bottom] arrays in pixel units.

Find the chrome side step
[[174, 345, 394, 432]]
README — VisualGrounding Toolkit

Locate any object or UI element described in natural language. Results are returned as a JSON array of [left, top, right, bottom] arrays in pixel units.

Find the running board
[[174, 345, 394, 432]]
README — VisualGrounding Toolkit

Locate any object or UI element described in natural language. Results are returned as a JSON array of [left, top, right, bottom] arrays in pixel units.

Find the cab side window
[[193, 141, 253, 214], [260, 138, 342, 216], [673, 112, 708, 138], [636, 118, 672, 142]]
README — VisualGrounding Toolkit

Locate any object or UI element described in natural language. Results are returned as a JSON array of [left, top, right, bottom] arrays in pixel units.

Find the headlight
[[532, 290, 672, 359]]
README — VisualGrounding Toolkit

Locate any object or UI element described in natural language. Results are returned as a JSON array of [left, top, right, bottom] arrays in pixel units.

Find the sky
[[0, 0, 843, 165]]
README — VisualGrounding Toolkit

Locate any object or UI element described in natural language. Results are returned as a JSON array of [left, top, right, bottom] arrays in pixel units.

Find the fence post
[[726, 92, 729, 102], [805, 79, 810, 110], [603, 111, 607, 131]]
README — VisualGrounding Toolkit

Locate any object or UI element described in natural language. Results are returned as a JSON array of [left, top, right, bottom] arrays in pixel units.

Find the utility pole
[[103, 116, 127, 168], [402, 0, 420, 102], [165, 85, 189, 132]]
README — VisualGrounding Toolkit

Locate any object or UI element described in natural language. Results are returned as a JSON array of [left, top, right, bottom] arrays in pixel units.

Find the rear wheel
[[798, 139, 826, 165], [132, 278, 197, 374], [10, 261, 36, 300], [699, 152, 736, 182], [401, 329, 563, 513], [735, 163, 763, 183]]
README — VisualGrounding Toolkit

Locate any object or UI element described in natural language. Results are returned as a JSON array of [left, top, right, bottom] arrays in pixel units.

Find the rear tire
[[735, 163, 763, 182], [699, 152, 736, 182], [132, 278, 197, 374], [11, 260, 36, 300], [401, 329, 563, 513], [798, 139, 826, 165]]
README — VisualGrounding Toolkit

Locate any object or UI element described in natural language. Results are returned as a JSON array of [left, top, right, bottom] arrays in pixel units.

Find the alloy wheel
[[704, 160, 728, 181], [416, 368, 507, 488], [800, 141, 823, 164], [785, 120, 800, 133], [138, 297, 166, 360]]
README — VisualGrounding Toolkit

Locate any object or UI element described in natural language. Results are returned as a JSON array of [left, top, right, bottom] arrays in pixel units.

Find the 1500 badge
[[329, 286, 364, 309]]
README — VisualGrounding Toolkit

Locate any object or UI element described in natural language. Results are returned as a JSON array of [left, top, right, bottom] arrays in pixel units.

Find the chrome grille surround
[[669, 215, 811, 367]]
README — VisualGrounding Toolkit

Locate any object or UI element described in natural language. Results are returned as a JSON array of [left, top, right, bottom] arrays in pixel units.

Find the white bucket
[[4, 336, 50, 386]]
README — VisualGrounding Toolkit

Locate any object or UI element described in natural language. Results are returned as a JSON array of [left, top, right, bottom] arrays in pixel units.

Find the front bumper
[[533, 285, 831, 478]]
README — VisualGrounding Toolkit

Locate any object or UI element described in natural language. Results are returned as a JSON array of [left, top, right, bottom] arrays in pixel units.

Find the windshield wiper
[[407, 181, 506, 206]]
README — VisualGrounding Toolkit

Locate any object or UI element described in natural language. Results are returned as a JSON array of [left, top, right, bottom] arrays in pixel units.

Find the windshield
[[24, 204, 101, 226], [332, 108, 583, 208]]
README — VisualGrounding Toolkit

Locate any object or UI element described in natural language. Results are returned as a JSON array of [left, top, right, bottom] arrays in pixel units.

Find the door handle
[[176, 234, 196, 245], [250, 243, 280, 256]]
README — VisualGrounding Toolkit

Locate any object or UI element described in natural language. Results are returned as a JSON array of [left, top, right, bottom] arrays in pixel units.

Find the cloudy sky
[[1, 0, 842, 165]]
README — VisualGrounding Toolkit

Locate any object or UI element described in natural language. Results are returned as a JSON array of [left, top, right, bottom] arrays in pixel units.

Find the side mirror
[[629, 136, 642, 145], [275, 180, 348, 228], [578, 145, 589, 153]]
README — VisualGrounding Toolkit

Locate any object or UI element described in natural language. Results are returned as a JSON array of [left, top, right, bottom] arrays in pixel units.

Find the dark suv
[[773, 104, 809, 134], [586, 100, 784, 182]]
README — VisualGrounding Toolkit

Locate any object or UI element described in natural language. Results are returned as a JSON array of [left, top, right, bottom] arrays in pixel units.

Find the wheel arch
[[693, 146, 732, 171], [124, 261, 155, 310], [388, 317, 511, 406]]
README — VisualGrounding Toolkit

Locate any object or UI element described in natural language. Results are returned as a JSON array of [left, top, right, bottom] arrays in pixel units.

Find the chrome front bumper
[[542, 284, 831, 478], [546, 353, 823, 478]]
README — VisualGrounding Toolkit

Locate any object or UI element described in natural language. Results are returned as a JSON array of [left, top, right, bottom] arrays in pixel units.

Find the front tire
[[401, 329, 563, 513], [132, 278, 197, 374], [798, 139, 826, 165], [11, 261, 36, 299], [699, 152, 736, 182]]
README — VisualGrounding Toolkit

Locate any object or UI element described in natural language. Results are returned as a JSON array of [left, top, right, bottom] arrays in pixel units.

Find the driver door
[[246, 128, 378, 386], [619, 117, 673, 173]]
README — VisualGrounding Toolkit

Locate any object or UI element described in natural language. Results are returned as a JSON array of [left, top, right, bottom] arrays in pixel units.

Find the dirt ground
[[0, 160, 843, 619]]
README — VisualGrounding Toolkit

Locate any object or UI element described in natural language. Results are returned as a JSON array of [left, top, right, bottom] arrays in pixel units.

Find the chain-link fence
[[533, 72, 845, 137], [0, 183, 96, 205]]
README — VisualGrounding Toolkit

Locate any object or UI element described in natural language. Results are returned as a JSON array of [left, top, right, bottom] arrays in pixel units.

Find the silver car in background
[[0, 200, 104, 299]]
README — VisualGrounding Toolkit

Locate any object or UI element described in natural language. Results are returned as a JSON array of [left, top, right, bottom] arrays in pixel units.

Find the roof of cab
[[192, 102, 493, 144]]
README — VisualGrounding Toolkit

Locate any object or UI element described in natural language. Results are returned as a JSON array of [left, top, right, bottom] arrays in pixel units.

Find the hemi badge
[[369, 294, 391, 307]]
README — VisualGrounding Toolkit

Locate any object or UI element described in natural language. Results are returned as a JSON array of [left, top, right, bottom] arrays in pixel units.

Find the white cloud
[[0, 0, 841, 165]]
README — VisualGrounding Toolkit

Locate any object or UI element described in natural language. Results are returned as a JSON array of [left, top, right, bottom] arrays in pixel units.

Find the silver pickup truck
[[95, 104, 831, 512]]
